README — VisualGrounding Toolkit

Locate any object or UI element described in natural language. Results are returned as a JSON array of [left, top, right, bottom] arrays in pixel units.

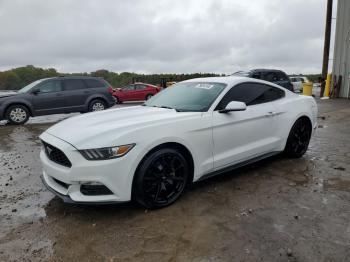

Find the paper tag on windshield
[[194, 83, 214, 89]]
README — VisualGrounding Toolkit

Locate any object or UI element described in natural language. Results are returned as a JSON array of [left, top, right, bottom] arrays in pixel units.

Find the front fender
[[1, 99, 34, 117], [133, 136, 199, 178]]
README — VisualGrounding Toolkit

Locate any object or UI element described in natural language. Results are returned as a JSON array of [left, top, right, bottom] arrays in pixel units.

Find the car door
[[134, 84, 148, 100], [31, 79, 65, 115], [62, 79, 89, 112], [119, 85, 136, 101], [212, 82, 283, 169]]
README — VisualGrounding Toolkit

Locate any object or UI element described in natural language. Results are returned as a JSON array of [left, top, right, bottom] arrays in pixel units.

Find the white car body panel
[[40, 76, 317, 203]]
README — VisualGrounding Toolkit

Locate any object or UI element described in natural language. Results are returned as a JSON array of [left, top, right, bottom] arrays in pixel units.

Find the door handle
[[265, 111, 277, 117]]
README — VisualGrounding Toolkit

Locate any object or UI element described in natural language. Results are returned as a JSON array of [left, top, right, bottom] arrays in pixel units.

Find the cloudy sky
[[0, 0, 336, 74]]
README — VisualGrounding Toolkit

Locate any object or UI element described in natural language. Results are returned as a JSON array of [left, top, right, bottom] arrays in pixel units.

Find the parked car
[[232, 69, 294, 92], [40, 76, 317, 209], [290, 76, 312, 92], [112, 83, 160, 103], [0, 76, 115, 125]]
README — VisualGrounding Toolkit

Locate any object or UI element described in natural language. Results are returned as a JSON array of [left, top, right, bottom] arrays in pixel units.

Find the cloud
[[0, 0, 331, 74]]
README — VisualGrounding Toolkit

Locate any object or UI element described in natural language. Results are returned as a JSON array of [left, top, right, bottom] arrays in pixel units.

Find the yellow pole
[[324, 73, 331, 97], [302, 82, 313, 96]]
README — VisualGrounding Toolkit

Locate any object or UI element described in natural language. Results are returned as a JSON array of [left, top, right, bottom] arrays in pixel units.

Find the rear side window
[[250, 87, 284, 105], [135, 84, 147, 90], [84, 79, 106, 88], [215, 83, 284, 109], [63, 79, 86, 90]]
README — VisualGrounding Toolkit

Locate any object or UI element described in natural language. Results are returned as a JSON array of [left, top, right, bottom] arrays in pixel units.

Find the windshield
[[144, 82, 226, 112], [17, 79, 44, 93]]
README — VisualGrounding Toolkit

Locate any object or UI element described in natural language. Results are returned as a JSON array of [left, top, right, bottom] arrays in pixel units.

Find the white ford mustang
[[40, 76, 317, 208]]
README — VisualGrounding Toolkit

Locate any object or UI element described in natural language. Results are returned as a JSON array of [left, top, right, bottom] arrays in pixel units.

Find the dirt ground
[[0, 99, 349, 262]]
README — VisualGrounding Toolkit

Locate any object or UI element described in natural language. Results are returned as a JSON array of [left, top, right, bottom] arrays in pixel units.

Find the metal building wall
[[332, 0, 350, 98]]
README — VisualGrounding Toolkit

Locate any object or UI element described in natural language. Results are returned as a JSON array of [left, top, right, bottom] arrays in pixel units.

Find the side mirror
[[219, 101, 246, 113], [31, 89, 40, 95]]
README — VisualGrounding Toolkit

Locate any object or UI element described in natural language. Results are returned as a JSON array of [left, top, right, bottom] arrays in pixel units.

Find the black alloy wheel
[[284, 118, 312, 158], [134, 148, 189, 209]]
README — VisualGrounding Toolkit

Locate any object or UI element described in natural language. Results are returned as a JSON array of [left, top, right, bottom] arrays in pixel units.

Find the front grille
[[42, 141, 72, 168], [80, 184, 113, 196]]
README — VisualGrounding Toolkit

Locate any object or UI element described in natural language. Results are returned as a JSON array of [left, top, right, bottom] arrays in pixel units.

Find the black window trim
[[214, 81, 285, 111]]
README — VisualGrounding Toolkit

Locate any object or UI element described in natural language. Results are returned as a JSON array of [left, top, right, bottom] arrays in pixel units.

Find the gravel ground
[[0, 99, 349, 262]]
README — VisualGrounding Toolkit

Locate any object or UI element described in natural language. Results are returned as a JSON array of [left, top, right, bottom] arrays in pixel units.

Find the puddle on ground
[[324, 177, 350, 192]]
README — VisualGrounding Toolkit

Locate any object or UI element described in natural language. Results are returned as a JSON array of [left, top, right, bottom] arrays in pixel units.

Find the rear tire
[[284, 118, 312, 158], [6, 105, 29, 125], [88, 99, 106, 112], [133, 148, 189, 209], [145, 94, 153, 100]]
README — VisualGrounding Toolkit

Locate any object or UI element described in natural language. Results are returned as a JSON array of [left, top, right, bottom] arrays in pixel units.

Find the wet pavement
[[1, 99, 350, 261]]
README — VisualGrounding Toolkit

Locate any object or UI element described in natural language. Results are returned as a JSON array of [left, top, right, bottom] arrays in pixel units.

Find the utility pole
[[320, 0, 333, 97]]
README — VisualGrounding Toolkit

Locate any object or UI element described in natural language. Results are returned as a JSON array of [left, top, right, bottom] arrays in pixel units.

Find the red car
[[112, 83, 161, 103]]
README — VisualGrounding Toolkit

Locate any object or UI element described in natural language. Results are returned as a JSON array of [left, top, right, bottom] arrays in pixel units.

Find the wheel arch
[[283, 114, 313, 149], [132, 142, 195, 195], [145, 93, 153, 99], [85, 95, 108, 111], [297, 115, 312, 129], [4, 102, 34, 117]]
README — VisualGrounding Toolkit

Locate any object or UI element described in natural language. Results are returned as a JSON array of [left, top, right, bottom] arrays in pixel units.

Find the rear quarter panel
[[273, 93, 317, 151]]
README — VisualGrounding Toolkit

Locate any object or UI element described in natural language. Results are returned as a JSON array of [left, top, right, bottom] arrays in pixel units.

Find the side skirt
[[197, 151, 281, 182]]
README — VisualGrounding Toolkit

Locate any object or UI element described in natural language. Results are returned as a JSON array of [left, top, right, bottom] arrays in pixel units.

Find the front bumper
[[41, 174, 124, 204], [40, 132, 136, 203]]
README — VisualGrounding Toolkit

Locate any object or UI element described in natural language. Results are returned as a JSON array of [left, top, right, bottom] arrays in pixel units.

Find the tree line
[[0, 65, 221, 90], [0, 65, 321, 91]]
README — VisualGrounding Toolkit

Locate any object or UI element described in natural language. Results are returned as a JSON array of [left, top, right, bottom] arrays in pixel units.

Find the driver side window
[[215, 83, 284, 110], [36, 80, 62, 93]]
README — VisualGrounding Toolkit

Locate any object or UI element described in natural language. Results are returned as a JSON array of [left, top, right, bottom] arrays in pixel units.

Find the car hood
[[0, 91, 18, 98], [44, 106, 199, 149]]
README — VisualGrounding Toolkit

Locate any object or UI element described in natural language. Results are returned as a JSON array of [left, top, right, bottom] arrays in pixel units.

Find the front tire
[[6, 105, 29, 125], [114, 96, 120, 104], [145, 94, 153, 100], [133, 148, 189, 209], [284, 118, 312, 158], [88, 99, 106, 112]]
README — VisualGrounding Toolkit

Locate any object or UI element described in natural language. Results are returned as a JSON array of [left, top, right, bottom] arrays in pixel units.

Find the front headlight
[[79, 144, 135, 160]]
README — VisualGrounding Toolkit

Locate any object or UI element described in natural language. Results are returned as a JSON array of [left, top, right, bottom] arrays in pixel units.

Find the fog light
[[80, 183, 113, 196]]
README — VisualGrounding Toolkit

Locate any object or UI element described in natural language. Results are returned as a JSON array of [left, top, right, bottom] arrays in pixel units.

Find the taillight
[[107, 86, 114, 94]]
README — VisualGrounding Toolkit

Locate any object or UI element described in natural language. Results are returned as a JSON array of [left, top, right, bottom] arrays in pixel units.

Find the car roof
[[42, 76, 104, 80], [183, 75, 293, 92], [184, 75, 265, 86], [251, 69, 284, 73]]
